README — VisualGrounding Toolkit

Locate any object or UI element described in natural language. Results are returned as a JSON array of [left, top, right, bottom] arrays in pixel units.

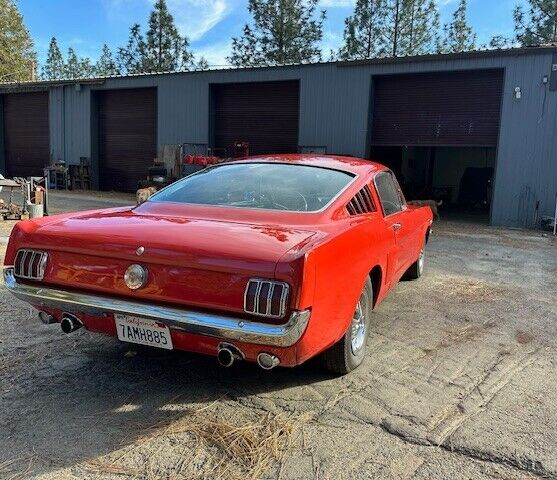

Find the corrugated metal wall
[[39, 50, 557, 228]]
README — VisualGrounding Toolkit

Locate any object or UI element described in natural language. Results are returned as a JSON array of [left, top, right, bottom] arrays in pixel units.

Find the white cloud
[[319, 0, 354, 6], [165, 0, 231, 41], [103, 0, 231, 40]]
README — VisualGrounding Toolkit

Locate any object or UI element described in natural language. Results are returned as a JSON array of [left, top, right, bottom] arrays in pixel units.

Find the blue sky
[[19, 0, 527, 67]]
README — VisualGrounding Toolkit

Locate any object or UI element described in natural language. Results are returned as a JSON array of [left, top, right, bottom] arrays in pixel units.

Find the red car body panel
[[4, 155, 432, 367]]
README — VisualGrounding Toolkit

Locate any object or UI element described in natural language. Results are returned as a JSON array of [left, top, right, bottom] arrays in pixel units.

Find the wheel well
[[369, 265, 382, 308]]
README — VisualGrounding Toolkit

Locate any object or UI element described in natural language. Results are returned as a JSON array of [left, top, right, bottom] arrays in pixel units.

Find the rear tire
[[320, 278, 373, 375], [403, 241, 426, 280]]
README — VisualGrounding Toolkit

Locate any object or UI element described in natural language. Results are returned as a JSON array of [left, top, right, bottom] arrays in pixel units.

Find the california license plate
[[115, 314, 173, 350]]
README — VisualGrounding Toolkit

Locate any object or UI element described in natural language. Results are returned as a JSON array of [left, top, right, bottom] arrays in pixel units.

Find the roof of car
[[229, 154, 384, 176]]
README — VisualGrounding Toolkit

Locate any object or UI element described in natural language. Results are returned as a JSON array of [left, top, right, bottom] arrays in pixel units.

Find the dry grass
[[81, 459, 144, 477], [0, 454, 38, 480], [80, 407, 310, 480]]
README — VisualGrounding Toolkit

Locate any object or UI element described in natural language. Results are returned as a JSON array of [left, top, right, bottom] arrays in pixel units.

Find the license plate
[[115, 314, 173, 350]]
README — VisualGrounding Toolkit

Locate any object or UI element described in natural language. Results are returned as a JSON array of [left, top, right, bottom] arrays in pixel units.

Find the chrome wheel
[[417, 249, 425, 275], [350, 295, 367, 355]]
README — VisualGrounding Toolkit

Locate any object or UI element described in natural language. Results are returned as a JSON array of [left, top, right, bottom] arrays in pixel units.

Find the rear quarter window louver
[[346, 186, 375, 216]]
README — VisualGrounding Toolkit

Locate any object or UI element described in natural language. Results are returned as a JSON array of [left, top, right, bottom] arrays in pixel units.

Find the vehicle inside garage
[[210, 80, 300, 157], [370, 69, 503, 221], [2, 91, 49, 178]]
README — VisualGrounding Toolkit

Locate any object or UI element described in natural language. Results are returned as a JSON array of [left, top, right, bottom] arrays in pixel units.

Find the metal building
[[0, 46, 556, 228]]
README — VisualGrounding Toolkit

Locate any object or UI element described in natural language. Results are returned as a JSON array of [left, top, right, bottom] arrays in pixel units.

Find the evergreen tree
[[78, 56, 96, 78], [143, 0, 194, 72], [64, 48, 81, 79], [41, 37, 64, 80], [228, 0, 326, 67], [117, 24, 146, 74], [441, 0, 476, 53], [339, 0, 389, 60], [339, 0, 440, 60], [514, 0, 557, 45], [486, 35, 513, 49], [0, 0, 37, 81], [116, 1, 197, 74], [395, 0, 440, 56], [196, 56, 209, 70], [96, 44, 120, 76]]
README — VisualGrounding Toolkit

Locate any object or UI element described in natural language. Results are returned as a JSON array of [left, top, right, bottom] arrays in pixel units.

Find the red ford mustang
[[4, 155, 432, 374]]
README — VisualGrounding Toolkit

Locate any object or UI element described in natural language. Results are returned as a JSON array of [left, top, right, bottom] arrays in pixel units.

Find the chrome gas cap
[[124, 264, 148, 290]]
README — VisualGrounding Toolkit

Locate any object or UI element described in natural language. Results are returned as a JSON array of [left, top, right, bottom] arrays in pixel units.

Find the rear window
[[151, 163, 355, 212]]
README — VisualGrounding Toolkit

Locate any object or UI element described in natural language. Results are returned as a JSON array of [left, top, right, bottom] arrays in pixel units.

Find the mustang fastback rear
[[4, 155, 432, 374]]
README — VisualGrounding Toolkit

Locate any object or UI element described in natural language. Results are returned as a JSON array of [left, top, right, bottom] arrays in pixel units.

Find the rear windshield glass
[[151, 163, 355, 212]]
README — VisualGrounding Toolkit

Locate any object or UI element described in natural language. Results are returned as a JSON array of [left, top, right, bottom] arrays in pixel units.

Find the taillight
[[244, 279, 289, 318], [14, 249, 48, 280]]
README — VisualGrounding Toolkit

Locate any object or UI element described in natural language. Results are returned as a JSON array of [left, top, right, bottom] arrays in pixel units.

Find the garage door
[[98, 88, 156, 191], [212, 81, 299, 156], [371, 70, 504, 147], [3, 92, 49, 177]]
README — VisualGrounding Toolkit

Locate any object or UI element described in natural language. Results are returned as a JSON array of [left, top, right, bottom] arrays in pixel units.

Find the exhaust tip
[[38, 311, 56, 325], [217, 347, 235, 368], [216, 343, 244, 368], [60, 313, 82, 334], [257, 352, 280, 370]]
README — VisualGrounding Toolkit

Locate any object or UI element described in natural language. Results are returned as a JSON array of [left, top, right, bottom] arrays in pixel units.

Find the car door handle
[[392, 223, 401, 231]]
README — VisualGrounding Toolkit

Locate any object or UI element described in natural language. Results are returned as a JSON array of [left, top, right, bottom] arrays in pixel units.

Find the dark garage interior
[[370, 69, 503, 221]]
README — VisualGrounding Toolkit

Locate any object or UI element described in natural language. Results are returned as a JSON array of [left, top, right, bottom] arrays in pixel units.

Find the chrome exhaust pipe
[[257, 352, 280, 370], [217, 343, 243, 368], [60, 313, 82, 334], [38, 311, 56, 325]]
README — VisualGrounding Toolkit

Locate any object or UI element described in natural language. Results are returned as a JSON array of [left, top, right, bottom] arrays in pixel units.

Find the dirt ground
[[0, 192, 556, 480]]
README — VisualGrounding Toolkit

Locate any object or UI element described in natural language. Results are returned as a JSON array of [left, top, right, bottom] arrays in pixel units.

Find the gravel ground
[[0, 192, 556, 479]]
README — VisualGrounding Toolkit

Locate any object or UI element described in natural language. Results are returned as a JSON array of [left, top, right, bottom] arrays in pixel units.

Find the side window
[[375, 171, 403, 216]]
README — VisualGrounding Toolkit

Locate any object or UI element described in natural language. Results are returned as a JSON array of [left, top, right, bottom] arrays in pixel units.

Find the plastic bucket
[[28, 204, 44, 219]]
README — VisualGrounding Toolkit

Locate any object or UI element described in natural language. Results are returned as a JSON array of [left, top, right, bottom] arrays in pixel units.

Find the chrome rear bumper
[[3, 268, 309, 347]]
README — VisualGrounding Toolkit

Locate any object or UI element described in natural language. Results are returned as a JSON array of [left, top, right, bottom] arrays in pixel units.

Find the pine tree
[[116, 1, 196, 74], [117, 24, 146, 74], [395, 0, 440, 56], [79, 56, 96, 78], [228, 0, 326, 67], [441, 0, 476, 53], [514, 0, 557, 45], [64, 48, 81, 79], [340, 0, 440, 60], [96, 44, 119, 76], [339, 0, 389, 60], [486, 35, 512, 49], [143, 0, 194, 72], [0, 0, 37, 81], [196, 56, 209, 70], [41, 37, 64, 80]]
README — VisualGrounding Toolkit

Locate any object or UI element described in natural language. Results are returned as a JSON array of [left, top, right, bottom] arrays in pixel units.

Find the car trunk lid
[[15, 207, 317, 314]]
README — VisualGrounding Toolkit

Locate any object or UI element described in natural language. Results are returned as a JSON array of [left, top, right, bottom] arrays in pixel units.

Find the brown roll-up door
[[3, 92, 49, 177], [371, 69, 504, 147], [212, 81, 299, 156], [98, 88, 156, 191]]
